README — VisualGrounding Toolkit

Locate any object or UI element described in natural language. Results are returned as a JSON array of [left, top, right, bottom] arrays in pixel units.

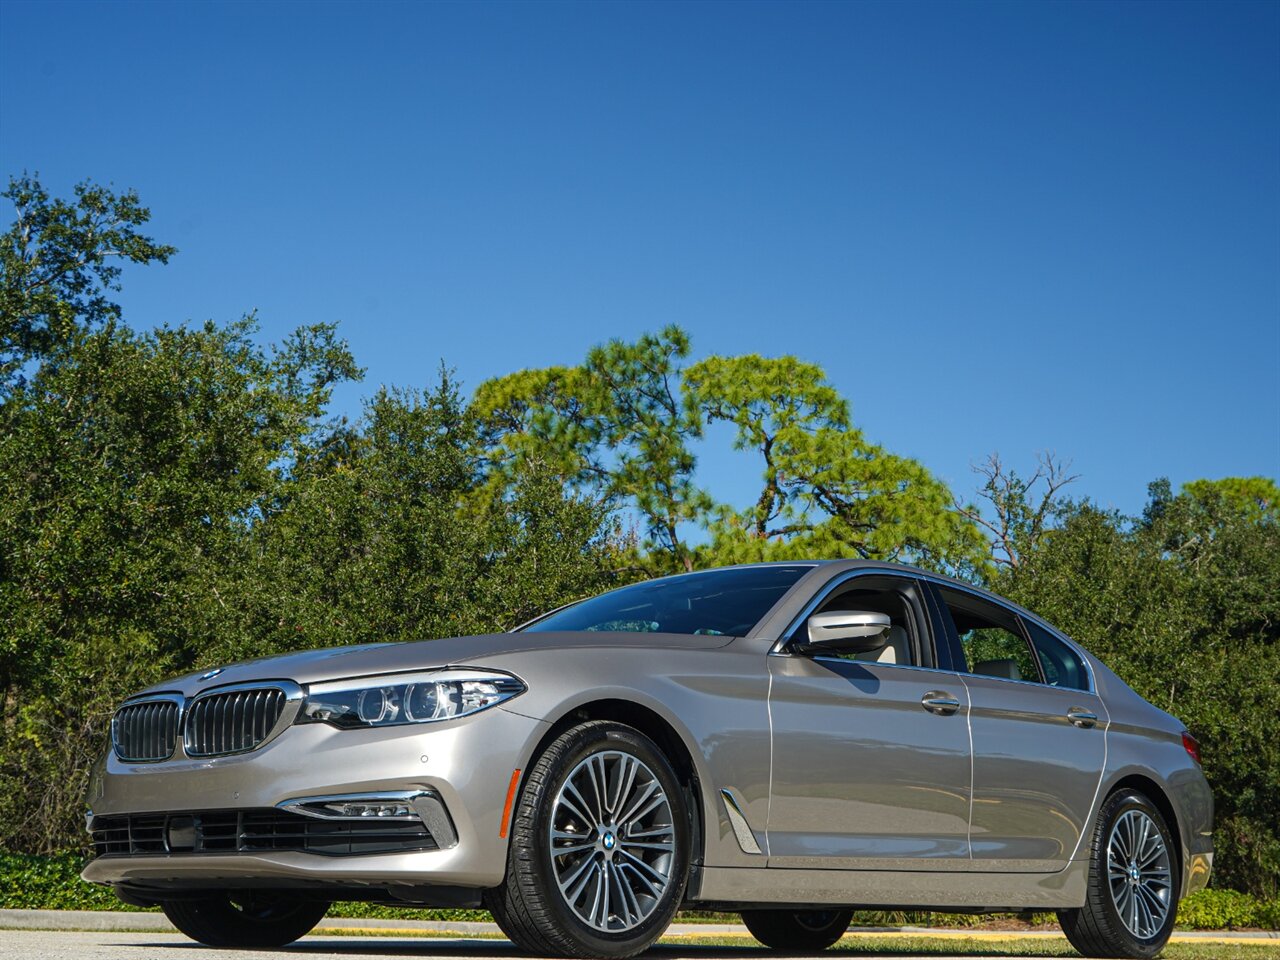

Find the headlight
[[297, 669, 525, 729]]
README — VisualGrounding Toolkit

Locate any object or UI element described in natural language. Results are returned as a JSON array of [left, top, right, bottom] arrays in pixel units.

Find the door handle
[[921, 692, 961, 716], [1067, 708, 1098, 728]]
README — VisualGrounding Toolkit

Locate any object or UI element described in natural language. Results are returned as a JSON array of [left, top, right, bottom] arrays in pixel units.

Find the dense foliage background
[[1, 176, 1276, 900]]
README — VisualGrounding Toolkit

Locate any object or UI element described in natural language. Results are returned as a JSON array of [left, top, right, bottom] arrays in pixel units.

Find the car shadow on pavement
[[116, 939, 802, 959]]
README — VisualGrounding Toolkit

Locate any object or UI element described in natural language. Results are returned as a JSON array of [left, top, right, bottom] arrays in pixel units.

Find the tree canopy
[[993, 477, 1280, 897], [0, 174, 176, 392], [1, 174, 1275, 899], [475, 335, 985, 575]]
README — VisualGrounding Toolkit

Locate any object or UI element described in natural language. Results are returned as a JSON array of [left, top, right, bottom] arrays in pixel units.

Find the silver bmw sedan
[[83, 561, 1212, 959]]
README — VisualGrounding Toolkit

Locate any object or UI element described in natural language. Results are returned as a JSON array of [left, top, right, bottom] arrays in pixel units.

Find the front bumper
[[83, 705, 548, 891]]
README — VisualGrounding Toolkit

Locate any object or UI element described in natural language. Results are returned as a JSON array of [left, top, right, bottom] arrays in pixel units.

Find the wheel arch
[[525, 698, 708, 892], [1104, 773, 1184, 889]]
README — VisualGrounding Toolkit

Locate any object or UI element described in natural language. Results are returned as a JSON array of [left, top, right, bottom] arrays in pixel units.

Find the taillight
[[1182, 731, 1202, 765]]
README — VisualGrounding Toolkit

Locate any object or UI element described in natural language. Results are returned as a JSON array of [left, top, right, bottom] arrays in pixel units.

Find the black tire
[[486, 720, 691, 958], [162, 892, 328, 948], [1058, 789, 1179, 959], [741, 908, 854, 951]]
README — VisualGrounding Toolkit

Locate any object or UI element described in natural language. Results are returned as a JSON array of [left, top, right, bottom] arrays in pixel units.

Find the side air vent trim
[[720, 788, 763, 855]]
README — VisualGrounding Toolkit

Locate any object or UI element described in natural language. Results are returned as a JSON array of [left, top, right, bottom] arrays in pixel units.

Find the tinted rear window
[[1025, 620, 1091, 691], [523, 565, 813, 637]]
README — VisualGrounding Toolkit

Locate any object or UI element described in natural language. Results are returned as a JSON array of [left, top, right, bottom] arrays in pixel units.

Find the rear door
[[929, 583, 1107, 872], [765, 572, 973, 869]]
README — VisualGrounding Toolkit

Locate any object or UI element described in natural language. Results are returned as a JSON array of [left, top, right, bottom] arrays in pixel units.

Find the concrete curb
[[1, 909, 1276, 942], [0, 910, 176, 932]]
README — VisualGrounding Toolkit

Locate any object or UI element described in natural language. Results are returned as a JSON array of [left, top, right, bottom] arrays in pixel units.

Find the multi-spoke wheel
[[1059, 789, 1179, 959], [1107, 808, 1174, 939], [486, 721, 690, 958], [742, 908, 854, 950], [550, 749, 677, 932], [161, 892, 328, 948]]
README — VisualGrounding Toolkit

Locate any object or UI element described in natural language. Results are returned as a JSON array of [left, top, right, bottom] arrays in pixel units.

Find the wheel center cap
[[602, 831, 616, 851], [1128, 863, 1141, 883]]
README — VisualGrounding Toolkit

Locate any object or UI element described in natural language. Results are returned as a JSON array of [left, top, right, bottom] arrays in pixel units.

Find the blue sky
[[2, 0, 1277, 519]]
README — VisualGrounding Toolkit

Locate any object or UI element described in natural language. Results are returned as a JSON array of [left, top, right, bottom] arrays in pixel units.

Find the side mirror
[[805, 610, 892, 653]]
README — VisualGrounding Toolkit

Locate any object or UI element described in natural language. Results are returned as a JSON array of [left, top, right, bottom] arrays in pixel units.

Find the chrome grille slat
[[112, 698, 179, 762], [145, 703, 158, 758], [231, 693, 244, 750], [213, 696, 225, 754], [252, 689, 265, 742], [184, 686, 286, 758]]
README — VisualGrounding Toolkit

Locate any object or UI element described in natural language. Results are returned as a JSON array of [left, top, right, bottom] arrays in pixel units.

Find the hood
[[136, 630, 733, 698]]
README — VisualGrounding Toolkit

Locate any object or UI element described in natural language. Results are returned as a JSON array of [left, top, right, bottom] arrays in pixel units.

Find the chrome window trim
[[769, 566, 930, 662], [111, 692, 185, 764], [183, 680, 303, 758], [922, 576, 1098, 695], [803, 656, 962, 678], [1015, 612, 1099, 695], [769, 565, 1097, 694], [957, 668, 1101, 694]]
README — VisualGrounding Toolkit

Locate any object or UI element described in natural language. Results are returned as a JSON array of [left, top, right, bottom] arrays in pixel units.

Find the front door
[[765, 574, 973, 869]]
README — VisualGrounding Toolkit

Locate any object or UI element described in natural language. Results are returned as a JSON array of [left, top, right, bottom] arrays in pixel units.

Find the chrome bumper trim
[[277, 789, 459, 849]]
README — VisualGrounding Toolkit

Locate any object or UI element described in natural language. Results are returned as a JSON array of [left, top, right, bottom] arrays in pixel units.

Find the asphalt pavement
[[4, 931, 521, 960], [0, 931, 1057, 960], [0, 914, 1274, 960]]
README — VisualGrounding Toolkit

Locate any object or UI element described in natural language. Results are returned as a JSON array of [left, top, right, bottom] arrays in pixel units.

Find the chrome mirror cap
[[806, 610, 891, 652]]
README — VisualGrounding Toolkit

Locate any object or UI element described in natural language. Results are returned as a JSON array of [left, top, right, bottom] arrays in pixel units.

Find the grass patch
[[829, 937, 1280, 958], [305, 930, 1280, 958]]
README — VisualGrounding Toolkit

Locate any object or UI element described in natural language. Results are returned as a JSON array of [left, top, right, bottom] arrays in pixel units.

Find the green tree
[[0, 316, 359, 853], [1177, 476, 1279, 524], [0, 177, 628, 857], [475, 326, 709, 571], [684, 354, 847, 541], [478, 334, 984, 575], [685, 353, 987, 574], [0, 174, 176, 390], [994, 479, 1280, 898], [227, 373, 624, 663]]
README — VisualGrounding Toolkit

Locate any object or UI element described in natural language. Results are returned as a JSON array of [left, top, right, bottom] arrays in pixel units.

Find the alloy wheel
[[548, 749, 676, 932], [1107, 808, 1173, 939]]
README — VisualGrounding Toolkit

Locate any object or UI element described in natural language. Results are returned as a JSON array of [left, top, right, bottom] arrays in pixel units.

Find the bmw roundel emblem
[[198, 667, 225, 682]]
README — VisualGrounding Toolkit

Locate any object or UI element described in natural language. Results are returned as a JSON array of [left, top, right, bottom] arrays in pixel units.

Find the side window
[[936, 587, 1041, 684], [791, 577, 924, 667], [1025, 620, 1091, 691]]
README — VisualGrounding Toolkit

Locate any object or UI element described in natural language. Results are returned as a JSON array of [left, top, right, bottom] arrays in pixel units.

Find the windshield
[[522, 565, 814, 637]]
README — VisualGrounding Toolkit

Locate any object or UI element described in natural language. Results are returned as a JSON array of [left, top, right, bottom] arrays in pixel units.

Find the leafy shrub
[[1176, 888, 1280, 930], [325, 902, 490, 922], [0, 853, 137, 911]]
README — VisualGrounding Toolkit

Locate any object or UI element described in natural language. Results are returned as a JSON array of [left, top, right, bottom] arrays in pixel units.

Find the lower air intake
[[91, 808, 438, 857]]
